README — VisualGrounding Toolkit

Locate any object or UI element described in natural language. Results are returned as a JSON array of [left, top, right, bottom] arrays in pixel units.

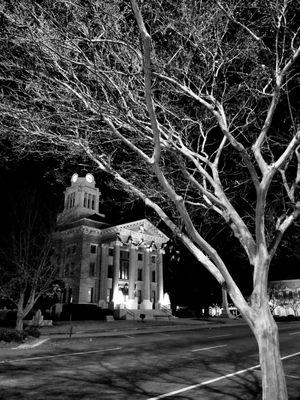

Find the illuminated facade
[[269, 279, 300, 317], [53, 173, 170, 318]]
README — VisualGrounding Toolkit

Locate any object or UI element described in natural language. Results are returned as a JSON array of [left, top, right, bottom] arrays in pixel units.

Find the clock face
[[86, 173, 94, 183], [71, 173, 78, 183]]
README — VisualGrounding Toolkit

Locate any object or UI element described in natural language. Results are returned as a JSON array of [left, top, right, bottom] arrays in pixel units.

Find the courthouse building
[[269, 279, 300, 317], [52, 173, 171, 319]]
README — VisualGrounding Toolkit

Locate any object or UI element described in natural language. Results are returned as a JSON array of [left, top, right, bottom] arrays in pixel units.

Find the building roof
[[54, 217, 169, 247], [101, 218, 169, 245]]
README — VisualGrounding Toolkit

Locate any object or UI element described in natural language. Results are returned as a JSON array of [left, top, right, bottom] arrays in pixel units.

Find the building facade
[[269, 279, 300, 317], [53, 173, 170, 318]]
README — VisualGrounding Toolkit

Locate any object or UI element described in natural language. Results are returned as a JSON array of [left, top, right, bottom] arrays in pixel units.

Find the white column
[[141, 248, 152, 310], [112, 242, 121, 306], [158, 249, 164, 307], [127, 245, 137, 309]]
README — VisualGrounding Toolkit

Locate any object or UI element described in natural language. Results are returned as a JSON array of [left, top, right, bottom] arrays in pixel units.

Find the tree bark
[[252, 307, 288, 400], [221, 285, 235, 318], [16, 310, 24, 331], [16, 292, 25, 331]]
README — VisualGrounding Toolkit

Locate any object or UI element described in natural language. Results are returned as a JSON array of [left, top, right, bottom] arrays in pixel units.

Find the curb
[[40, 321, 247, 341], [12, 338, 50, 350]]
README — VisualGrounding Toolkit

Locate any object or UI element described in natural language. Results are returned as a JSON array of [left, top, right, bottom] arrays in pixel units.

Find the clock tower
[[57, 173, 103, 225]]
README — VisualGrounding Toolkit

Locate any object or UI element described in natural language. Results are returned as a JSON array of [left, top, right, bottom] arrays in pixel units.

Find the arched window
[[88, 194, 91, 208], [69, 192, 74, 208], [92, 195, 95, 210], [84, 193, 88, 207]]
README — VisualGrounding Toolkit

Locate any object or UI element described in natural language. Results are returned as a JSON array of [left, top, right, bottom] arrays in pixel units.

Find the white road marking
[[289, 331, 300, 335], [147, 351, 300, 400], [281, 351, 300, 361], [192, 344, 227, 352], [207, 334, 231, 338], [0, 347, 122, 364], [125, 335, 135, 339]]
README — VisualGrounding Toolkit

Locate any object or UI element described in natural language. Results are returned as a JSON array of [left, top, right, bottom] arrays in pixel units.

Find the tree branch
[[215, 1, 262, 43]]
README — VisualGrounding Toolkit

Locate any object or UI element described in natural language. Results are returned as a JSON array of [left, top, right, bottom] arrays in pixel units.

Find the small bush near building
[[0, 328, 27, 343], [0, 327, 41, 343], [25, 326, 40, 338]]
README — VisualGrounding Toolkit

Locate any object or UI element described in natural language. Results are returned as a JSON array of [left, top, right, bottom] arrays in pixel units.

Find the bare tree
[[1, 1, 300, 398], [0, 187, 57, 331]]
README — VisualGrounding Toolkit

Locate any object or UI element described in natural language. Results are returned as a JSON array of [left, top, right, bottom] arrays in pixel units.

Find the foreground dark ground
[[0, 320, 299, 399]]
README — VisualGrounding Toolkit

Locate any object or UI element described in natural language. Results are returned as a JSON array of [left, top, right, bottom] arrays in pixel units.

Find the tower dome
[[57, 173, 101, 225]]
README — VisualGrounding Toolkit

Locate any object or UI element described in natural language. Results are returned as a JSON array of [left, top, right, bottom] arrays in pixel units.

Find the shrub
[[0, 328, 27, 343], [139, 313, 146, 321], [26, 326, 40, 338]]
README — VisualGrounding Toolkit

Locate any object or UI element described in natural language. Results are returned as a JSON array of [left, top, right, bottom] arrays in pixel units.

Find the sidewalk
[[39, 317, 247, 340]]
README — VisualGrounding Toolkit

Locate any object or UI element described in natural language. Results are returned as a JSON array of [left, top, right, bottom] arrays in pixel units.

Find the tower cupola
[[57, 173, 102, 225]]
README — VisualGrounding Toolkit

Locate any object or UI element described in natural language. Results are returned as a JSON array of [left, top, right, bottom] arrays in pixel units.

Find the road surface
[[0, 322, 299, 399]]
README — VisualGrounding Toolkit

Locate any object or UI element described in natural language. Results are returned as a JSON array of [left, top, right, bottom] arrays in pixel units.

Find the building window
[[92, 195, 95, 210], [151, 255, 156, 264], [119, 250, 129, 280], [88, 193, 91, 208], [108, 265, 113, 278], [84, 192, 88, 207], [138, 253, 143, 261], [119, 261, 129, 280], [89, 262, 95, 277], [138, 268, 143, 281], [72, 245, 77, 254], [90, 244, 97, 254], [70, 262, 75, 277], [120, 250, 129, 259], [151, 290, 156, 304], [71, 192, 75, 207], [88, 287, 94, 303], [108, 248, 114, 256], [138, 290, 142, 304], [152, 270, 156, 282], [67, 193, 75, 208]]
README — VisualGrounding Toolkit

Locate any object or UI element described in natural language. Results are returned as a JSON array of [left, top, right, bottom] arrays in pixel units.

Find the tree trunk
[[221, 285, 235, 318], [253, 307, 288, 400], [16, 291, 26, 331], [16, 311, 24, 331]]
